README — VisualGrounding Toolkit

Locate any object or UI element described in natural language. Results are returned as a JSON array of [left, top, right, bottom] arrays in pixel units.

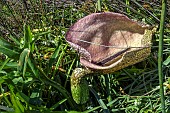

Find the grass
[[158, 0, 167, 112], [0, 0, 170, 112]]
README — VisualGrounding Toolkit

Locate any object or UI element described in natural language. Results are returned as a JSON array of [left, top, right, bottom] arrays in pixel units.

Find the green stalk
[[97, 0, 101, 12], [125, 0, 130, 13], [158, 0, 167, 113]]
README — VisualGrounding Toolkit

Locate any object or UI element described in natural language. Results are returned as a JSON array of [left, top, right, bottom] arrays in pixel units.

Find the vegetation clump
[[0, 0, 169, 112]]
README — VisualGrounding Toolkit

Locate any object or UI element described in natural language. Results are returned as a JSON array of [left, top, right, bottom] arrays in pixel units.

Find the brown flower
[[66, 12, 153, 73]]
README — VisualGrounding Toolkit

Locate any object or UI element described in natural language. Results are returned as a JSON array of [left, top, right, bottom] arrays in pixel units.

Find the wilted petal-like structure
[[66, 12, 154, 104], [66, 12, 152, 73]]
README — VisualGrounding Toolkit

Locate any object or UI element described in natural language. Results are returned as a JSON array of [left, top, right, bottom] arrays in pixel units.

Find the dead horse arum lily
[[66, 12, 155, 104]]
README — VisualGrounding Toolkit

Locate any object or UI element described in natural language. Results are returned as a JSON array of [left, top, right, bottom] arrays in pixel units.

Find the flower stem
[[158, 0, 167, 112]]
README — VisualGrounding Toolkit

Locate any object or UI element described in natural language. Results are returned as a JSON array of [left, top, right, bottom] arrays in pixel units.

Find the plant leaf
[[48, 44, 62, 72], [24, 25, 34, 51], [17, 48, 30, 76], [0, 38, 19, 58], [28, 56, 39, 78], [163, 56, 170, 66], [50, 98, 67, 110]]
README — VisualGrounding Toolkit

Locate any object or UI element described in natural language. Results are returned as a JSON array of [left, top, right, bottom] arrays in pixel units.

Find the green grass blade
[[117, 0, 153, 24], [40, 72, 76, 109], [158, 0, 167, 113], [16, 92, 30, 104], [125, 0, 130, 13], [52, 45, 67, 77], [10, 92, 24, 113], [17, 48, 30, 77], [0, 37, 14, 48], [26, 54, 77, 108], [163, 56, 170, 66], [23, 25, 34, 51], [48, 44, 62, 73], [27, 54, 40, 78], [50, 98, 67, 110], [0, 45, 19, 58], [9, 35, 21, 46], [41, 77, 76, 109], [89, 86, 109, 113], [96, 0, 101, 12], [2, 76, 25, 112], [0, 58, 10, 71], [131, 0, 160, 23], [0, 38, 19, 58], [33, 31, 52, 37], [83, 106, 101, 113], [0, 84, 13, 108]]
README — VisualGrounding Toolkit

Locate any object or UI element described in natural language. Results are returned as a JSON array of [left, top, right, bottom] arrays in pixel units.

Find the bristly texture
[[66, 12, 153, 73], [70, 68, 92, 104]]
